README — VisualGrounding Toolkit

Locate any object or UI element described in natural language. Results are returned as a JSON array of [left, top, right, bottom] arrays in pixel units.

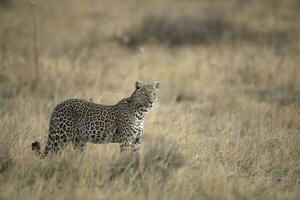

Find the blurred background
[[1, 0, 299, 102], [0, 0, 300, 199]]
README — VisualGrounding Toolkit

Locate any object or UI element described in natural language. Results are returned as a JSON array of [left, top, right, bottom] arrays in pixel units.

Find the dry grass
[[0, 0, 300, 199]]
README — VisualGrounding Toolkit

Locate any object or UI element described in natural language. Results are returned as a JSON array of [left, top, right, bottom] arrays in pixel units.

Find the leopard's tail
[[31, 140, 42, 155]]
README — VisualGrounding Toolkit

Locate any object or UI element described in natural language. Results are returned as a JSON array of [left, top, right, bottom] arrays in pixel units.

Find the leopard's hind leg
[[41, 129, 68, 157]]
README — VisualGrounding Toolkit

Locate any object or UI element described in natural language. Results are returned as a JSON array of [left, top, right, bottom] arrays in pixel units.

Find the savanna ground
[[0, 0, 300, 199]]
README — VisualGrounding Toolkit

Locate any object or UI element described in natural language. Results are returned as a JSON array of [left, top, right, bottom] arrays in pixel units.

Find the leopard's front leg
[[120, 141, 134, 153], [131, 127, 143, 152], [119, 125, 143, 153], [119, 132, 135, 153], [131, 137, 141, 152], [120, 138, 141, 152]]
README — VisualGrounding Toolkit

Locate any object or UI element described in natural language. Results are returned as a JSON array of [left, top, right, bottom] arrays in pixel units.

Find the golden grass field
[[0, 0, 300, 199]]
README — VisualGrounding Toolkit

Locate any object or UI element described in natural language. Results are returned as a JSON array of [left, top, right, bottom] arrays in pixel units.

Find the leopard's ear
[[135, 81, 143, 90], [153, 81, 159, 89]]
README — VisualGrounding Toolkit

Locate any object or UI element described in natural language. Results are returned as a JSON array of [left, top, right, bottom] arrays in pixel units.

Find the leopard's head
[[129, 81, 159, 109]]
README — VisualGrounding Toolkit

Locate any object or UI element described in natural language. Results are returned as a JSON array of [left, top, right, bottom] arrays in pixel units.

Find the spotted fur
[[32, 81, 159, 158]]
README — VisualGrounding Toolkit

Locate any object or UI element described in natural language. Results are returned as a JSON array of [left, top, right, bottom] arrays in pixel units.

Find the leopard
[[31, 81, 159, 158]]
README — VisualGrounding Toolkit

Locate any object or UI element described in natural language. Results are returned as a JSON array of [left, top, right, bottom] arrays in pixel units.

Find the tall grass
[[0, 0, 299, 199]]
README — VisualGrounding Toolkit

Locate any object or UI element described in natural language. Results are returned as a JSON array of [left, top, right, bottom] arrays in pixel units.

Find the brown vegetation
[[0, 0, 300, 199]]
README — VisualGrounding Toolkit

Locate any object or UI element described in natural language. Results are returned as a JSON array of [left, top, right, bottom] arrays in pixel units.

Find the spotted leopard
[[32, 81, 159, 158]]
